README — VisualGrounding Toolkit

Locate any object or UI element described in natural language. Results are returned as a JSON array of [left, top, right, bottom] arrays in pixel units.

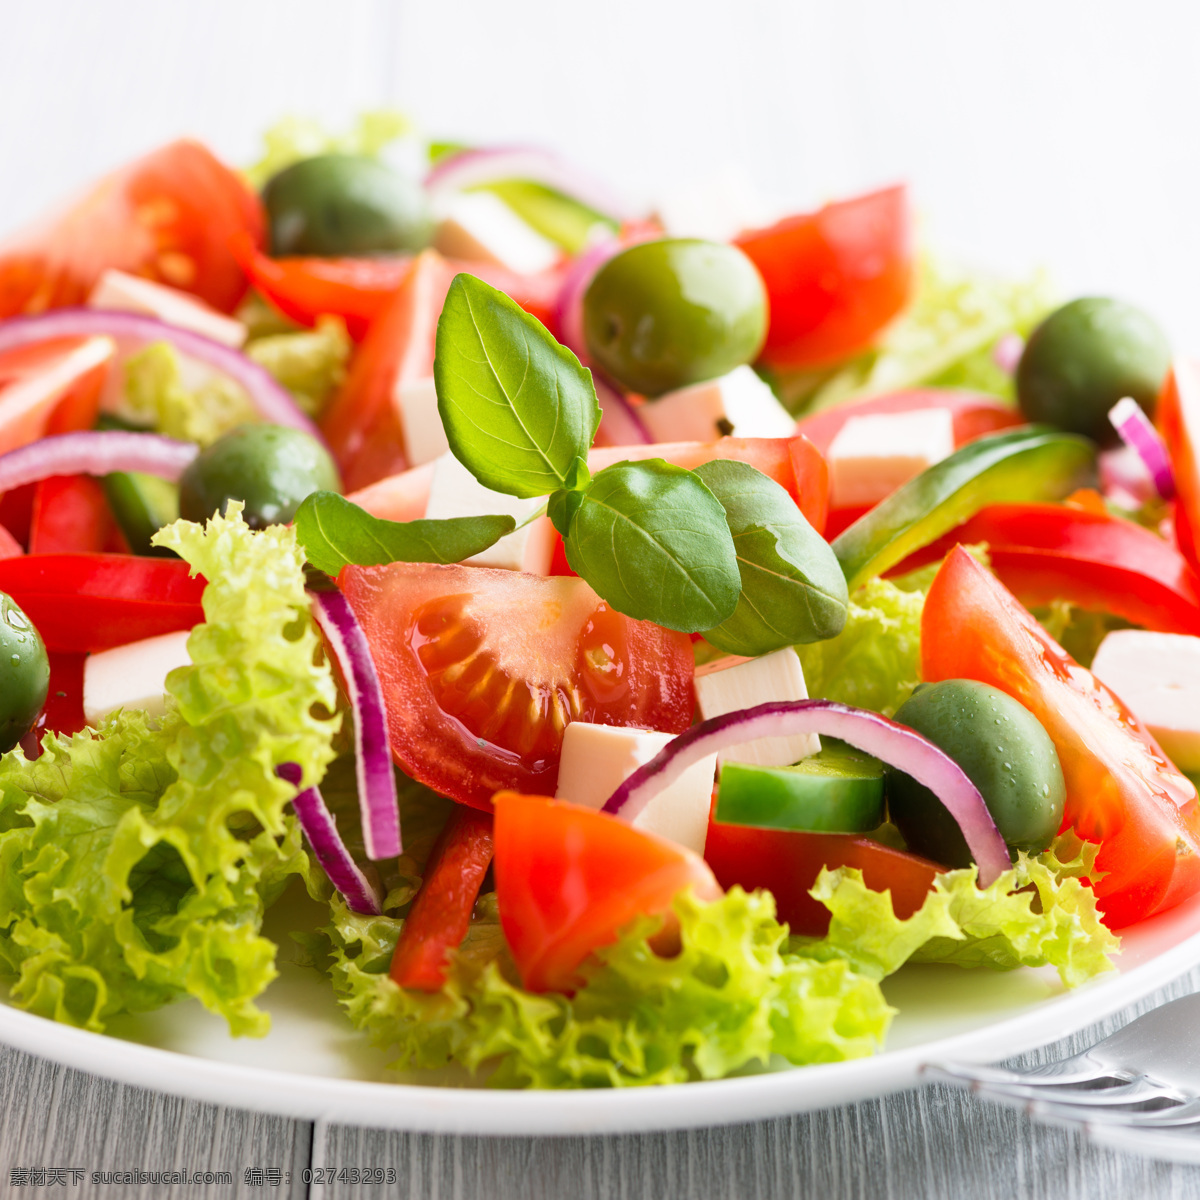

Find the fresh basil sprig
[[294, 491, 515, 576], [435, 275, 601, 498], [694, 459, 849, 654]]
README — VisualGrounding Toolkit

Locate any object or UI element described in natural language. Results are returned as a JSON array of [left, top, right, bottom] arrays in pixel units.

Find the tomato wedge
[[319, 251, 454, 492], [0, 522, 21, 560], [0, 336, 114, 456], [922, 546, 1200, 927], [0, 140, 262, 317], [0, 554, 205, 653], [894, 503, 1200, 636], [390, 807, 494, 992], [796, 388, 1024, 455], [339, 563, 695, 811], [29, 475, 122, 555], [703, 816, 943, 937], [735, 186, 915, 369], [1157, 360, 1200, 572], [493, 792, 720, 993]]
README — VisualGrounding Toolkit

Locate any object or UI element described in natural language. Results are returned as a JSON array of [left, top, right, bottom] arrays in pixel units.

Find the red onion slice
[[601, 699, 1012, 886], [0, 430, 198, 493], [278, 763, 381, 916], [992, 332, 1025, 375], [0, 309, 319, 438], [310, 588, 401, 860], [1109, 397, 1175, 499], [425, 146, 636, 222], [594, 376, 653, 447], [555, 233, 621, 362]]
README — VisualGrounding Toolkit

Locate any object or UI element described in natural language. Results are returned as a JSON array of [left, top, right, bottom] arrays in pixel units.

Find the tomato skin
[[704, 817, 943, 936], [29, 475, 120, 555], [1157, 361, 1200, 573], [0, 140, 262, 317], [319, 251, 454, 492], [0, 554, 204, 653], [796, 389, 1024, 456], [735, 186, 915, 369], [493, 792, 720, 993], [340, 562, 696, 811], [891, 503, 1200, 635], [922, 546, 1200, 927], [390, 807, 494, 992], [0, 523, 21, 560]]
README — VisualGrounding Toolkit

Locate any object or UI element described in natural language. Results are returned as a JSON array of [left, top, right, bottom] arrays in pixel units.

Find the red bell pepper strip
[[0, 553, 205, 653], [923, 546, 1200, 928], [1156, 360, 1200, 572], [28, 475, 120, 555], [0, 521, 21, 560], [893, 502, 1200, 635], [390, 806, 495, 992], [704, 815, 943, 937], [18, 651, 87, 757]]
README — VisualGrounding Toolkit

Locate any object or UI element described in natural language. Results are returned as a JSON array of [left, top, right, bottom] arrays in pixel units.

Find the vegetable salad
[[2, 111, 1197, 1089]]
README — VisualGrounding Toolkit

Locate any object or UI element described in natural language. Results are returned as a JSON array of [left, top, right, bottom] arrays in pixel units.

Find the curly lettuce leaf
[[123, 342, 256, 446], [245, 317, 351, 418], [245, 111, 413, 189], [0, 509, 338, 1035], [799, 836, 1119, 988], [796, 577, 924, 717], [774, 258, 1055, 415], [329, 888, 891, 1088]]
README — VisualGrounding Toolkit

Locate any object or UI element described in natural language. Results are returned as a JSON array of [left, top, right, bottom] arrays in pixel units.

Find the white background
[[1, 0, 1196, 340]]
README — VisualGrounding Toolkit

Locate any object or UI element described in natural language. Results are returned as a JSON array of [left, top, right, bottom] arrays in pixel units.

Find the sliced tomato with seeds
[[339, 562, 696, 811]]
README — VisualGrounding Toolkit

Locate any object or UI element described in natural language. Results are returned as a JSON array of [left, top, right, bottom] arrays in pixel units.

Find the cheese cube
[[638, 366, 795, 443], [1091, 630, 1200, 771], [423, 452, 555, 574], [827, 409, 955, 509], [393, 376, 449, 466], [694, 647, 819, 767], [88, 268, 247, 348], [555, 721, 717, 854], [655, 166, 774, 242], [83, 630, 193, 724], [433, 191, 560, 275]]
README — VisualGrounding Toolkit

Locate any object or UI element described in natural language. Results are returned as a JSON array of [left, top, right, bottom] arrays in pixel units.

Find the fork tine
[[923, 1057, 1118, 1090], [1035, 1097, 1200, 1129], [957, 1076, 1169, 1108]]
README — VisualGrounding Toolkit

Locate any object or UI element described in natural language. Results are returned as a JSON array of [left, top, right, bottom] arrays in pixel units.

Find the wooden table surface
[[6, 3, 1200, 1196], [3, 966, 1200, 1198]]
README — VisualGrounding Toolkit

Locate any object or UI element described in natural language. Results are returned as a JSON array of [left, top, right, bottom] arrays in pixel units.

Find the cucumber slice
[[104, 471, 180, 557], [715, 739, 885, 833]]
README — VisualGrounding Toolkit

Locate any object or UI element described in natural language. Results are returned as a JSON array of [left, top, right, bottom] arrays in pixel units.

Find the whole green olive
[[1017, 297, 1171, 443], [263, 154, 434, 257], [179, 424, 341, 530], [888, 679, 1065, 867], [0, 592, 49, 753], [582, 238, 768, 396]]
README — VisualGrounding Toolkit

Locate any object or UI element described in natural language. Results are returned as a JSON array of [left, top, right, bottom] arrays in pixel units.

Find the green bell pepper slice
[[832, 427, 1096, 591]]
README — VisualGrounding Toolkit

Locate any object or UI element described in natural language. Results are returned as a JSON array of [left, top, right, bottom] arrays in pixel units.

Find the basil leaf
[[694, 459, 849, 655], [435, 273, 601, 499], [564, 460, 740, 632], [295, 492, 515, 575]]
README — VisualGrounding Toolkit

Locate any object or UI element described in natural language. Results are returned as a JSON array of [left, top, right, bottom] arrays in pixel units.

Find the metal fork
[[923, 991, 1200, 1163]]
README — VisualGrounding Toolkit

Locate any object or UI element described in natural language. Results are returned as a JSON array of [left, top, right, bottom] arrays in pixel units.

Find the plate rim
[[0, 906, 1198, 1135]]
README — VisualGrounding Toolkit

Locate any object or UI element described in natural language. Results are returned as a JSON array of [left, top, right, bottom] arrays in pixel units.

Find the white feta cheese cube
[[555, 721, 717, 855], [638, 366, 795, 443], [827, 409, 955, 509], [1091, 630, 1200, 771], [693, 647, 819, 767], [88, 268, 247, 348], [393, 376, 449, 466], [83, 630, 193, 725], [433, 191, 560, 275], [655, 166, 775, 241], [424, 452, 554, 573]]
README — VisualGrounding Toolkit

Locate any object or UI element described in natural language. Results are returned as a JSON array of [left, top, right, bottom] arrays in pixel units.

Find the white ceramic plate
[[0, 883, 1197, 1135]]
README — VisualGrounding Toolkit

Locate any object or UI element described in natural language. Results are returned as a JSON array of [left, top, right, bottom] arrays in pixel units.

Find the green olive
[[263, 154, 434, 257], [179, 424, 341, 530], [1016, 297, 1171, 443], [888, 679, 1065, 867], [0, 592, 49, 753], [582, 238, 767, 396]]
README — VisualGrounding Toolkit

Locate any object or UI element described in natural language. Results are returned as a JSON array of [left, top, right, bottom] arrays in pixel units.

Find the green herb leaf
[[294, 491, 515, 576], [435, 274, 601, 499], [563, 459, 740, 632], [694, 459, 849, 655]]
